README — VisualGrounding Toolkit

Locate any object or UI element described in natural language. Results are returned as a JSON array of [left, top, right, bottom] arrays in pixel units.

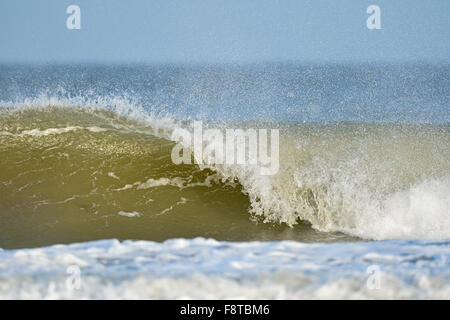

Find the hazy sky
[[1, 0, 449, 64]]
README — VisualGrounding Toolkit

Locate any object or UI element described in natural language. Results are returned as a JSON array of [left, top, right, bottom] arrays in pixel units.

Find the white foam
[[0, 126, 107, 137], [114, 174, 222, 191], [0, 238, 449, 299], [21, 126, 107, 136], [157, 197, 188, 216], [349, 177, 450, 240], [107, 172, 120, 180], [118, 211, 142, 218]]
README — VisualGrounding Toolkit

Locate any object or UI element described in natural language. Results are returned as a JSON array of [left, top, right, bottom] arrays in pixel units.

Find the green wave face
[[1, 106, 449, 249], [0, 107, 334, 249]]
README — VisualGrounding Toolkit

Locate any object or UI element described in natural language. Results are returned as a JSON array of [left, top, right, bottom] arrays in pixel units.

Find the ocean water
[[0, 64, 449, 299]]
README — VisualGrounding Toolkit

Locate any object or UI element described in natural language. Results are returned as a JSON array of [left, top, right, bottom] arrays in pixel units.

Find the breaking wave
[[0, 96, 449, 248]]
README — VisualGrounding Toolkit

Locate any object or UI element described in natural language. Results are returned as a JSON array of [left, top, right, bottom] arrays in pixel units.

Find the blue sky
[[0, 0, 449, 64]]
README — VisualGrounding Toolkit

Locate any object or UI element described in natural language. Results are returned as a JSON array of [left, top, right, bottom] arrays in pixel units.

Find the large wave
[[0, 96, 449, 248]]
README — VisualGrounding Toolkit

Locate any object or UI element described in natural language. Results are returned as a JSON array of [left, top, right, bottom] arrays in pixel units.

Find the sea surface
[[0, 64, 449, 299]]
